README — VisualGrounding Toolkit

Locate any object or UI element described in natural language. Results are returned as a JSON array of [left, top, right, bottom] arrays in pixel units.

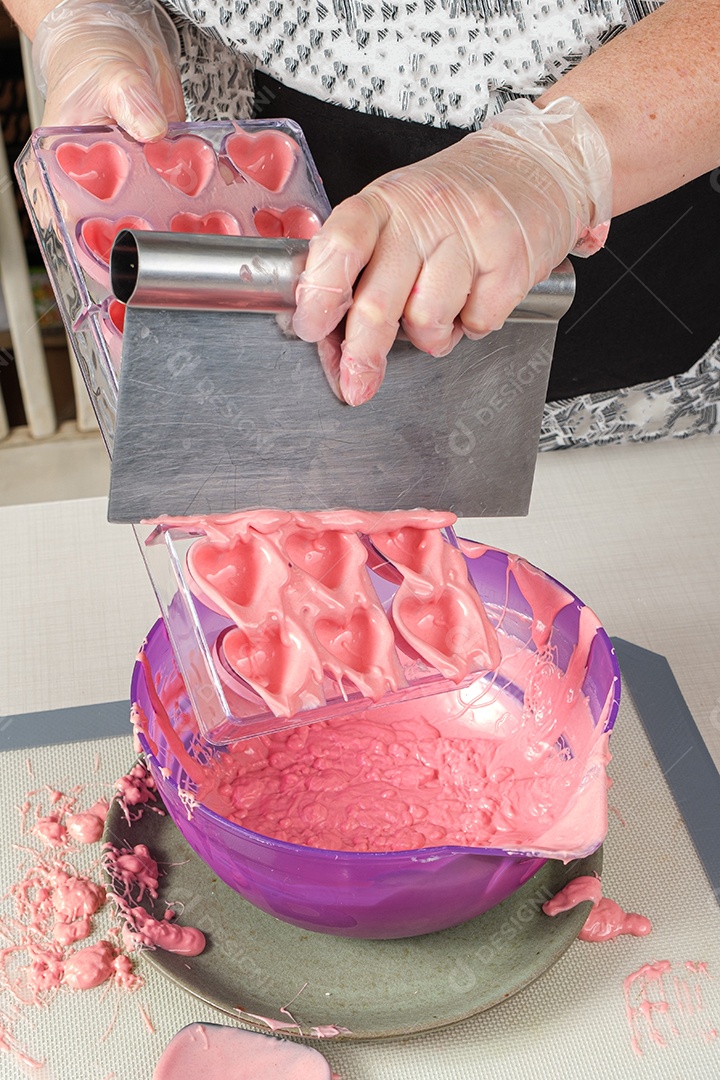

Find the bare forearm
[[536, 0, 720, 216], [3, 0, 62, 37]]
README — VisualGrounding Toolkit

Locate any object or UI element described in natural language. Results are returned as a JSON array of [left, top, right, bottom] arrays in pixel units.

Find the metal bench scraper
[[107, 230, 575, 523]]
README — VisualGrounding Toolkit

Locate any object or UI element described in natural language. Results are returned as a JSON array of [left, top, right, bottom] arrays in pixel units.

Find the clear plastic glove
[[292, 97, 612, 406], [33, 0, 185, 142]]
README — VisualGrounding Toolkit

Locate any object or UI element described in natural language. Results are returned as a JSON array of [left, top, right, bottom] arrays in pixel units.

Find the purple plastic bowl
[[131, 544, 620, 940]]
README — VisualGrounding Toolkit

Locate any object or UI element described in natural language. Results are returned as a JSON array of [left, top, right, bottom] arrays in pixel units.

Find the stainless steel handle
[[111, 231, 308, 312], [111, 230, 575, 321]]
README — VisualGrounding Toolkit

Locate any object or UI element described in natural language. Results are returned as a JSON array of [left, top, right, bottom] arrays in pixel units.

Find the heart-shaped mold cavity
[[254, 206, 322, 240], [285, 529, 359, 591], [78, 215, 151, 267], [56, 141, 130, 201], [170, 211, 241, 236], [224, 129, 298, 192], [108, 298, 126, 333], [144, 135, 216, 197]]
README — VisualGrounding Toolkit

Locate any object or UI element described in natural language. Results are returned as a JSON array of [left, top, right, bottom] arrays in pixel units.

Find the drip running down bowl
[[131, 544, 621, 940]]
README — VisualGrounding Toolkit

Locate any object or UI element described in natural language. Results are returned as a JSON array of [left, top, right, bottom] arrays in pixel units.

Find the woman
[[7, 0, 720, 443]]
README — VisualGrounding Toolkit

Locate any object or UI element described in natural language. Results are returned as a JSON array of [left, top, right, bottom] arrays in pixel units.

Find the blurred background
[[0, 8, 109, 505]]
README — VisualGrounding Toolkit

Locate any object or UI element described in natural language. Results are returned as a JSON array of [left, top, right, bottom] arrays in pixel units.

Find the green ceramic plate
[[105, 794, 602, 1040]]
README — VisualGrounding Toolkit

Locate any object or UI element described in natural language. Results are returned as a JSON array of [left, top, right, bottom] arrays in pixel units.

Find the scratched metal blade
[[108, 308, 559, 522]]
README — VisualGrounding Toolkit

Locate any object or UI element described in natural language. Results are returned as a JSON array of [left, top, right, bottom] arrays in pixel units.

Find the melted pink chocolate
[[0, 781, 148, 1069], [63, 941, 118, 990], [196, 642, 605, 854], [104, 844, 160, 902], [34, 815, 68, 847], [115, 762, 162, 823], [123, 907, 205, 957], [542, 875, 602, 916], [52, 869, 105, 922], [66, 799, 109, 845], [543, 876, 652, 941], [621, 960, 719, 1056], [153, 1023, 332, 1079], [579, 897, 652, 942]]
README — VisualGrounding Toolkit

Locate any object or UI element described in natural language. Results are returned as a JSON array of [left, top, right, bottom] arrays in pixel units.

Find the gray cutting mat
[[0, 689, 719, 1078]]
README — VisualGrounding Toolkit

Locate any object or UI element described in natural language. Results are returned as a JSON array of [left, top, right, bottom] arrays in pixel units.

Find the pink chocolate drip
[[153, 1023, 333, 1079], [104, 844, 160, 902], [114, 762, 161, 823], [507, 554, 574, 649], [65, 798, 110, 845], [123, 907, 205, 957], [579, 897, 652, 942], [63, 941, 119, 990], [34, 816, 68, 848], [543, 876, 652, 941]]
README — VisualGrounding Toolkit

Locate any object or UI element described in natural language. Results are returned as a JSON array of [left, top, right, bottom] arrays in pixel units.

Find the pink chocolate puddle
[[67, 798, 110, 844], [56, 141, 130, 200], [198, 661, 608, 854], [254, 205, 322, 240], [224, 129, 298, 192], [159, 508, 499, 718], [170, 211, 242, 235], [122, 906, 206, 957], [63, 940, 122, 990], [79, 215, 151, 267], [34, 815, 68, 847], [153, 1023, 332, 1079], [543, 876, 652, 941], [115, 762, 162, 823], [144, 135, 216, 197]]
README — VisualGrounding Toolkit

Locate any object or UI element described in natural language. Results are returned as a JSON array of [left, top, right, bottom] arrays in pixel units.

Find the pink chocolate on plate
[[254, 205, 322, 240], [55, 141, 130, 200], [153, 1024, 332, 1080], [144, 135, 216, 198], [224, 129, 298, 192]]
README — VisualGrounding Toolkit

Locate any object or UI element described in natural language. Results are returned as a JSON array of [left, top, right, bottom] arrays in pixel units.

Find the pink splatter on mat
[[624, 960, 718, 1057], [0, 760, 203, 1072]]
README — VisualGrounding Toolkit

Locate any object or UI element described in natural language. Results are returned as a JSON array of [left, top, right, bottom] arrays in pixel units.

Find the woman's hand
[[292, 98, 612, 406], [32, 0, 185, 141]]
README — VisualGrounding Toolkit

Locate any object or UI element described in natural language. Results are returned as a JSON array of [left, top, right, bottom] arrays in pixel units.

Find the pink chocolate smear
[[153, 1023, 332, 1079], [543, 876, 652, 941], [624, 960, 718, 1056]]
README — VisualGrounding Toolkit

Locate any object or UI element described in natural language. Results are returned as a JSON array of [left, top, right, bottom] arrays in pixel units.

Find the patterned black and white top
[[164, 0, 665, 128], [161, 0, 720, 451]]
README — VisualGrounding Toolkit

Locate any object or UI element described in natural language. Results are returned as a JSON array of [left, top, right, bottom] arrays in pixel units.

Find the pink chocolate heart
[[108, 299, 126, 333], [170, 211, 241, 236], [79, 216, 151, 267], [224, 130, 298, 192], [144, 135, 216, 197], [56, 141, 130, 201], [254, 206, 322, 240]]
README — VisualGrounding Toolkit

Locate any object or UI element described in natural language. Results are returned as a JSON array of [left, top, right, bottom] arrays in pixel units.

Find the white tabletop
[[0, 433, 719, 1080]]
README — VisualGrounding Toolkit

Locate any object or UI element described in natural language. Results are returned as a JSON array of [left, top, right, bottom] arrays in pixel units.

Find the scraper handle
[[111, 229, 575, 322], [110, 230, 309, 313]]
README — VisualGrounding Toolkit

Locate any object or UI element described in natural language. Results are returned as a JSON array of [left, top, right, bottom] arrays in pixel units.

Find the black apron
[[254, 71, 720, 403]]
